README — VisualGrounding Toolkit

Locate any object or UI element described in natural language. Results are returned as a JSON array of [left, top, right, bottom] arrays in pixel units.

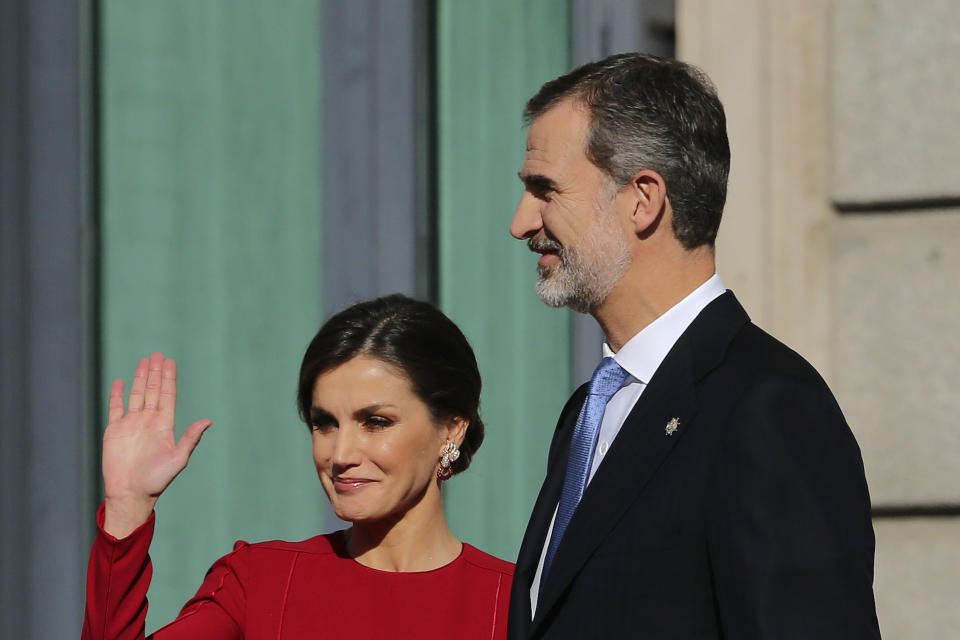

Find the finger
[[158, 358, 177, 417], [107, 379, 125, 425], [176, 419, 212, 463], [142, 352, 164, 411], [127, 358, 150, 413]]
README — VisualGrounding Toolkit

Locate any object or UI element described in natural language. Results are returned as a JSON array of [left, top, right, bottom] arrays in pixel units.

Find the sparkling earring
[[437, 441, 460, 480]]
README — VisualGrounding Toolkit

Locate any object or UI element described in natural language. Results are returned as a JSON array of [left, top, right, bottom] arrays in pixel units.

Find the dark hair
[[524, 53, 730, 249], [297, 294, 484, 475]]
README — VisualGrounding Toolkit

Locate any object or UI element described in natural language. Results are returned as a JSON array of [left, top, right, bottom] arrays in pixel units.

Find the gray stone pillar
[[0, 0, 98, 637], [321, 0, 436, 311]]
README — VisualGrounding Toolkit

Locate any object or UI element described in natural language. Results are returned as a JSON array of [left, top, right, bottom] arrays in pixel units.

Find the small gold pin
[[665, 417, 680, 436]]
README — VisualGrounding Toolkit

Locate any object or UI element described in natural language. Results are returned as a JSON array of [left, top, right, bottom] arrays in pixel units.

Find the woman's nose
[[331, 425, 361, 468]]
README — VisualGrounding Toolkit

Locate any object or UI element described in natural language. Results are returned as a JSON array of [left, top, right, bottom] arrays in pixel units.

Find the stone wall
[[678, 0, 960, 636]]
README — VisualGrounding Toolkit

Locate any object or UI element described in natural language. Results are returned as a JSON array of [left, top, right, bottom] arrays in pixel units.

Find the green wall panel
[[100, 1, 323, 630], [437, 0, 573, 561]]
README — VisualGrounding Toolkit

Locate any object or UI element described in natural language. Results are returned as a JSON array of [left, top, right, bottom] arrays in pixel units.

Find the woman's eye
[[310, 421, 336, 433], [364, 416, 394, 430]]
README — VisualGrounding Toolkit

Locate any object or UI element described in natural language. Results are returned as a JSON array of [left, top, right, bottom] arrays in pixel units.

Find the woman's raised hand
[[102, 352, 212, 538]]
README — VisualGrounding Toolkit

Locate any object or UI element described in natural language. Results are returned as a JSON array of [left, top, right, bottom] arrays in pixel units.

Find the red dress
[[82, 504, 513, 639]]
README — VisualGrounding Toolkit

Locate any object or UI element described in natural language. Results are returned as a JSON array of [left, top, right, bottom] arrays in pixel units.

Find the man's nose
[[510, 192, 543, 239]]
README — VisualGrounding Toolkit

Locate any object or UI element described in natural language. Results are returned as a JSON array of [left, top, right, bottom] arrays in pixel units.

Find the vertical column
[[322, 0, 435, 310], [99, 1, 323, 629], [677, 0, 831, 374], [0, 0, 96, 637], [677, 0, 772, 332], [436, 0, 572, 560]]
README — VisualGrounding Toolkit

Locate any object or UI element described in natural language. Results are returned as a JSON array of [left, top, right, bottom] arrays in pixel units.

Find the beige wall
[[677, 0, 960, 637]]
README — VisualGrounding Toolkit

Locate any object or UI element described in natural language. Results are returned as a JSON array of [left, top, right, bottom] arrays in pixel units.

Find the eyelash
[[364, 416, 394, 430], [310, 416, 394, 432], [310, 421, 335, 433]]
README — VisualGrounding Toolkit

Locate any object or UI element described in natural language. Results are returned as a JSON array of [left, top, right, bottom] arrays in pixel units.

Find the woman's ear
[[444, 416, 469, 448], [625, 169, 668, 236]]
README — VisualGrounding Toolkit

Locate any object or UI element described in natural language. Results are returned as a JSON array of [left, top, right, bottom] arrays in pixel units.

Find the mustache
[[527, 235, 562, 254]]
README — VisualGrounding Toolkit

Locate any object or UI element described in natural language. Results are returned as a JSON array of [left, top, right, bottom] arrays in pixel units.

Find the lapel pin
[[665, 417, 680, 436]]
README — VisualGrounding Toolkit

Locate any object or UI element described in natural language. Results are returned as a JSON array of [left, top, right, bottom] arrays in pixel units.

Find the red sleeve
[[82, 503, 246, 640]]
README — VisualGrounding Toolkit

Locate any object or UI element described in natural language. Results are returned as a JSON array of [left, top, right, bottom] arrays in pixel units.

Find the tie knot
[[588, 357, 629, 399]]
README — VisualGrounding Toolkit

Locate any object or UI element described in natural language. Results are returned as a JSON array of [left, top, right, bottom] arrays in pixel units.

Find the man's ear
[[624, 170, 668, 236], [444, 416, 469, 448]]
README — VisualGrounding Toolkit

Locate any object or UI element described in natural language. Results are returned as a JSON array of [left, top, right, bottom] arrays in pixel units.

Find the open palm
[[102, 352, 211, 537]]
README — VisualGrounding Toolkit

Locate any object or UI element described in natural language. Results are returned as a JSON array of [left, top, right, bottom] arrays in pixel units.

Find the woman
[[83, 295, 513, 639]]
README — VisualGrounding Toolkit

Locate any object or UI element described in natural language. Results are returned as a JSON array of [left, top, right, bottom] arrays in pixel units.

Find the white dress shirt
[[530, 274, 727, 617]]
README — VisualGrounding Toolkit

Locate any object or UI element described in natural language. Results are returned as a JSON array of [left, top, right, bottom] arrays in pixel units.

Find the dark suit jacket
[[509, 292, 881, 639]]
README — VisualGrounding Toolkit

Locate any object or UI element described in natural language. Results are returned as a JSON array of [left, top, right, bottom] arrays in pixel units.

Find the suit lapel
[[510, 384, 587, 636], [531, 292, 749, 633], [531, 350, 698, 629]]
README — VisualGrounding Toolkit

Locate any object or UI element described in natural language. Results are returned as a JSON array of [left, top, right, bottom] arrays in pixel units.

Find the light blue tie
[[541, 357, 629, 582]]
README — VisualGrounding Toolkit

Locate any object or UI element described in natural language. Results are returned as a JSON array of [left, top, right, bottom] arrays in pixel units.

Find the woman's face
[[309, 355, 459, 523]]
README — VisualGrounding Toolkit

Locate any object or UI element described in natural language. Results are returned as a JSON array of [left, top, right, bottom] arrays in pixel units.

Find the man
[[508, 54, 880, 639]]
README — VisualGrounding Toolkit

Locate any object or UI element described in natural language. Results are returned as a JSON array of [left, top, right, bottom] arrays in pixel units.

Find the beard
[[528, 203, 632, 314]]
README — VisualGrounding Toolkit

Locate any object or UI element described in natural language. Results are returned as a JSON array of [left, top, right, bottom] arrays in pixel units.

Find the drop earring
[[437, 441, 460, 480]]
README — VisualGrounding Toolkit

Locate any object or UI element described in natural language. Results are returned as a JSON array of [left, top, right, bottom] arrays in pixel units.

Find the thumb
[[176, 419, 213, 461]]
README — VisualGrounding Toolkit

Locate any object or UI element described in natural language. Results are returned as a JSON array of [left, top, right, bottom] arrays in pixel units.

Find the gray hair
[[524, 53, 730, 248]]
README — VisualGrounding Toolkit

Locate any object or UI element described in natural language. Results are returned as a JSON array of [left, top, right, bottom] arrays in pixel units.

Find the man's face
[[511, 99, 632, 314]]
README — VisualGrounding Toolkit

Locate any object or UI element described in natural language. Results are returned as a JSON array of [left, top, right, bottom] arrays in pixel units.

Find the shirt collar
[[602, 273, 726, 384]]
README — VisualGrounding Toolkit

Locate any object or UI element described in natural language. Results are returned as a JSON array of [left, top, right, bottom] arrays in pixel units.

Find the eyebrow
[[309, 406, 334, 423], [517, 172, 559, 192], [309, 403, 399, 421], [354, 403, 398, 417]]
